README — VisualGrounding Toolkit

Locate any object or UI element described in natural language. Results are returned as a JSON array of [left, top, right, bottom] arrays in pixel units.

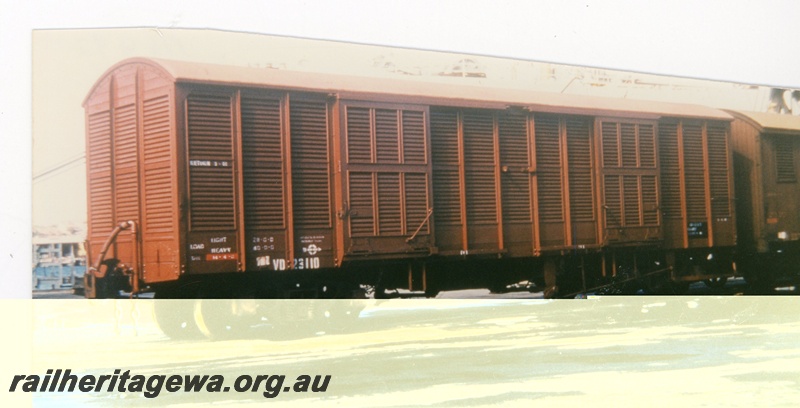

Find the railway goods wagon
[[83, 58, 737, 300], [728, 111, 800, 288]]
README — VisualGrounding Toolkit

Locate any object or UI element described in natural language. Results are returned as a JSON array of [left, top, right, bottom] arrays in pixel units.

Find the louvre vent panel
[[114, 105, 138, 168], [683, 124, 708, 220], [620, 123, 638, 167], [775, 137, 798, 184], [499, 113, 529, 164], [535, 115, 564, 222], [241, 97, 283, 163], [404, 173, 430, 234], [499, 112, 532, 223], [241, 96, 285, 229], [292, 168, 332, 227], [291, 100, 332, 229], [88, 111, 112, 172], [143, 167, 173, 232], [187, 94, 235, 231], [463, 112, 497, 224], [601, 122, 619, 167], [431, 109, 462, 225], [623, 176, 641, 225], [463, 112, 495, 165], [377, 173, 403, 234], [604, 175, 622, 227], [706, 124, 732, 217], [431, 110, 460, 165], [291, 100, 330, 163], [189, 167, 236, 230], [348, 172, 375, 236], [115, 171, 139, 223], [87, 109, 113, 237], [142, 95, 174, 233], [187, 95, 234, 161], [432, 170, 462, 225], [566, 118, 594, 221], [501, 176, 531, 224], [113, 104, 139, 226], [346, 107, 373, 163], [375, 109, 400, 163], [402, 111, 427, 164], [89, 174, 113, 237], [243, 168, 285, 228], [638, 124, 656, 168], [641, 175, 659, 225], [658, 122, 682, 219], [465, 171, 498, 224], [142, 96, 172, 162]]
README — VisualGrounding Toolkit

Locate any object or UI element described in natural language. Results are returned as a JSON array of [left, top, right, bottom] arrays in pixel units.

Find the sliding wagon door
[[341, 102, 434, 257], [596, 118, 662, 245]]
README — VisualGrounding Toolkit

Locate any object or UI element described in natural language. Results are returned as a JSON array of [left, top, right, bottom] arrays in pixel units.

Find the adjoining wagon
[[728, 111, 800, 288], [83, 57, 740, 305]]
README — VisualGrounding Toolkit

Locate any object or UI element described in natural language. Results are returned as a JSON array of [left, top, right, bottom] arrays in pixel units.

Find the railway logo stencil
[[303, 245, 320, 256]]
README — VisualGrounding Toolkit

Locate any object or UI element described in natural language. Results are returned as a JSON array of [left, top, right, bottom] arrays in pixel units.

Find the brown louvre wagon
[[83, 57, 741, 312]]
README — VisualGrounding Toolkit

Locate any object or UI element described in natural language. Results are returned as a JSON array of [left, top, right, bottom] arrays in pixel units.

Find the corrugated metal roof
[[726, 110, 800, 133], [91, 58, 733, 120]]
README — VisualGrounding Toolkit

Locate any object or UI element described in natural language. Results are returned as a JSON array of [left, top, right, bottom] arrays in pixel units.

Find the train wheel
[[703, 277, 728, 289], [193, 299, 239, 340], [193, 299, 252, 340], [153, 298, 204, 340]]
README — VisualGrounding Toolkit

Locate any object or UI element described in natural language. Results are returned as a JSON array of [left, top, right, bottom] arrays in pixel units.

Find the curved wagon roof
[[725, 110, 800, 134], [86, 57, 732, 121]]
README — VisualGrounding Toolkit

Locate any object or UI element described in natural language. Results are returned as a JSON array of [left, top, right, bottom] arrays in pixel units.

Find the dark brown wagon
[[729, 111, 800, 288]]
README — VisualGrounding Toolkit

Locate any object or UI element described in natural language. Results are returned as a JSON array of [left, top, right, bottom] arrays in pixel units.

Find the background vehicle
[[729, 111, 800, 289]]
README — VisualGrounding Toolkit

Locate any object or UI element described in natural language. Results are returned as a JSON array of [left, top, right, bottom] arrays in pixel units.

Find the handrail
[[406, 208, 434, 243]]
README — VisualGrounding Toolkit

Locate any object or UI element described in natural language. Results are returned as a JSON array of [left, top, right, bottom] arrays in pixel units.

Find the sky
[[3, 0, 799, 298]]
